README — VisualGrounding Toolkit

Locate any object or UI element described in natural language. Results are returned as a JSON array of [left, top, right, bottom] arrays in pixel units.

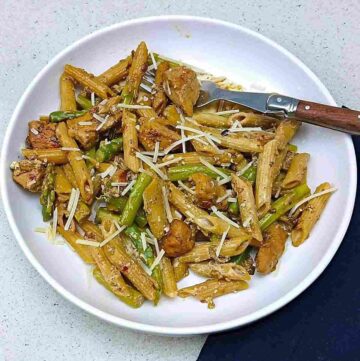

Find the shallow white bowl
[[1, 16, 356, 336]]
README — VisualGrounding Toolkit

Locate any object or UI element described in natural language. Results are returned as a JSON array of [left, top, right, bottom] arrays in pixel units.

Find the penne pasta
[[189, 262, 251, 281], [54, 166, 72, 194], [281, 153, 310, 189], [192, 112, 233, 128], [178, 279, 248, 308], [172, 258, 189, 282], [255, 139, 278, 215], [143, 177, 169, 239], [22, 148, 68, 164], [96, 55, 132, 86], [274, 120, 300, 150], [152, 61, 170, 114], [64, 64, 115, 99], [59, 73, 77, 111], [232, 174, 263, 245], [256, 222, 288, 274], [122, 111, 141, 172], [56, 122, 93, 204], [160, 256, 178, 298], [58, 227, 95, 264], [291, 182, 334, 246]]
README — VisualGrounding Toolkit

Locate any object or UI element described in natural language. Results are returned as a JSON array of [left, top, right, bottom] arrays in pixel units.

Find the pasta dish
[[10, 42, 336, 308]]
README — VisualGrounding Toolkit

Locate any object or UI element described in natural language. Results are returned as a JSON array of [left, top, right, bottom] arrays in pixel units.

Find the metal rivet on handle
[[358, 115, 360, 119], [277, 97, 282, 102], [305, 105, 311, 110]]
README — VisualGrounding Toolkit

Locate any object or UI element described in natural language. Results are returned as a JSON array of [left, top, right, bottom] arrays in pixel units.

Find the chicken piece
[[67, 113, 98, 150], [27, 120, 60, 149], [10, 159, 46, 192], [163, 66, 200, 116], [190, 173, 227, 210], [256, 223, 288, 274], [160, 219, 194, 257], [138, 117, 181, 151]]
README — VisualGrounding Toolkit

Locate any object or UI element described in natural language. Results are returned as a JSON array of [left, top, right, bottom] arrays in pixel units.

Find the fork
[[141, 70, 360, 135]]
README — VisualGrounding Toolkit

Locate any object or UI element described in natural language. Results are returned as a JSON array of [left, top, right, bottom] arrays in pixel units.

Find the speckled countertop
[[1, 1, 359, 360]]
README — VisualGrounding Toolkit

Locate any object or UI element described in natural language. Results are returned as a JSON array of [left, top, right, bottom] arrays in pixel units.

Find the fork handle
[[267, 95, 360, 135], [293, 100, 360, 134]]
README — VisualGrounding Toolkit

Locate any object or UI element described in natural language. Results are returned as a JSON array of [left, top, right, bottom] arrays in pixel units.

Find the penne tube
[[172, 258, 189, 282], [168, 183, 249, 239], [256, 223, 288, 274], [60, 73, 77, 111], [56, 122, 93, 204], [162, 104, 181, 126], [160, 256, 178, 298], [152, 61, 170, 114], [122, 41, 148, 103], [178, 279, 248, 308], [96, 55, 132, 86], [178, 238, 249, 263], [91, 247, 144, 308], [93, 267, 144, 308], [255, 139, 278, 215], [122, 111, 141, 172], [54, 166, 72, 194], [22, 148, 68, 164], [58, 227, 95, 264], [143, 177, 169, 239], [237, 112, 279, 128], [64, 64, 115, 99], [62, 163, 77, 188], [192, 112, 233, 128], [189, 262, 251, 281], [291, 182, 334, 246], [232, 174, 263, 245], [281, 153, 310, 189], [274, 120, 300, 150]]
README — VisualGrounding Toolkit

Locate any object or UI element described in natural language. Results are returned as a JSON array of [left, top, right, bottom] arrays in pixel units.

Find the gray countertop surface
[[1, 1, 359, 360]]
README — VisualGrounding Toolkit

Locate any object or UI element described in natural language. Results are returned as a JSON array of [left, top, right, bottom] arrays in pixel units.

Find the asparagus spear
[[168, 164, 232, 181], [259, 183, 310, 230], [76, 95, 93, 110], [39, 164, 56, 221], [119, 173, 152, 227], [231, 246, 255, 275], [95, 137, 123, 162], [240, 164, 257, 183], [49, 110, 88, 123]]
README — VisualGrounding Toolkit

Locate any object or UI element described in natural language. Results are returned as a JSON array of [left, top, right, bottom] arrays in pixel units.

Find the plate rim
[[1, 15, 357, 335]]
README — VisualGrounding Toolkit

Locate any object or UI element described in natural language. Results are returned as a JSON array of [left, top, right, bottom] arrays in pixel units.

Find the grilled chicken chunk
[[27, 121, 60, 149], [160, 219, 194, 257], [10, 160, 46, 192], [163, 66, 200, 116]]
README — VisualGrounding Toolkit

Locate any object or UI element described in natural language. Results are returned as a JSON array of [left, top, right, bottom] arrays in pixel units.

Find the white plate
[[1, 16, 356, 336]]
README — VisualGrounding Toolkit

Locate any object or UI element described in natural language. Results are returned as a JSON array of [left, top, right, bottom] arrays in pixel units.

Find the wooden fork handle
[[293, 100, 360, 135]]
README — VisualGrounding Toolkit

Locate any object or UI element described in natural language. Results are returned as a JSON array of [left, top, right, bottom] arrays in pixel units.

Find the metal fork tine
[[143, 73, 155, 84]]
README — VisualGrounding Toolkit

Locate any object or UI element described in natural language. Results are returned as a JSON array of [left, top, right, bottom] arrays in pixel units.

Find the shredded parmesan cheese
[[150, 249, 165, 271], [78, 121, 93, 126], [163, 134, 207, 154], [158, 157, 183, 168], [178, 180, 195, 194], [199, 157, 228, 179], [229, 120, 241, 131], [121, 179, 136, 196], [91, 92, 95, 106], [274, 187, 281, 199], [99, 224, 126, 247], [153, 142, 160, 163], [211, 206, 240, 228], [76, 239, 101, 247], [216, 226, 230, 257], [51, 207, 58, 240], [141, 232, 147, 251], [99, 165, 117, 178], [141, 150, 165, 157], [61, 147, 80, 152], [289, 187, 337, 216], [229, 127, 263, 133], [93, 113, 106, 123], [96, 115, 110, 131], [162, 186, 173, 223], [116, 103, 152, 110], [214, 109, 240, 115], [135, 152, 167, 180], [217, 177, 232, 185], [242, 216, 252, 228], [111, 182, 129, 187], [228, 197, 237, 203], [30, 128, 39, 135], [216, 191, 231, 203], [236, 161, 254, 176], [64, 189, 80, 230], [149, 51, 157, 70], [67, 188, 77, 212]]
